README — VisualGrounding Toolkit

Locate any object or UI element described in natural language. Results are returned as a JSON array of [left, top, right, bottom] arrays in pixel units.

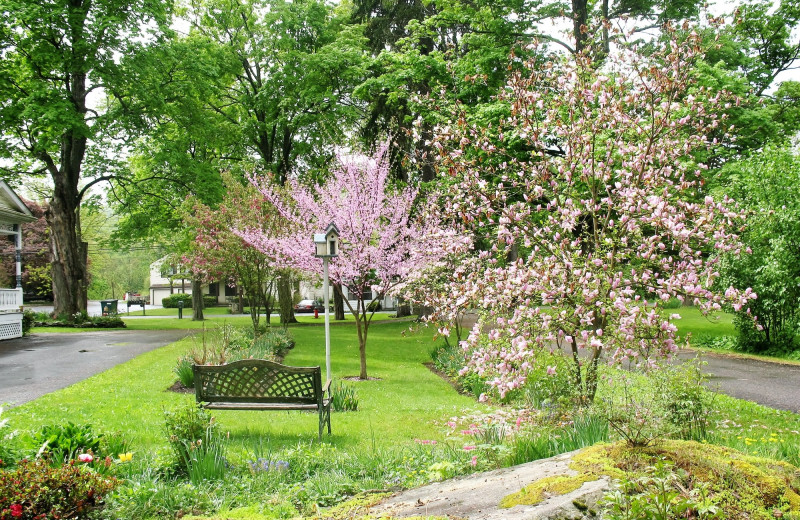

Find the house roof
[[0, 181, 36, 225]]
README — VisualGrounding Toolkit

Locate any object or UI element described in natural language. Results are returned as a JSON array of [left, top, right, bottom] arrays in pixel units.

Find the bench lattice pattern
[[200, 365, 316, 401], [193, 359, 331, 439]]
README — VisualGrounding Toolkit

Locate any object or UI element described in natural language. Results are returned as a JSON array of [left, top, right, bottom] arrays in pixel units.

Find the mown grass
[[29, 312, 400, 333], [8, 321, 480, 452], [669, 306, 735, 342], [124, 306, 233, 316]]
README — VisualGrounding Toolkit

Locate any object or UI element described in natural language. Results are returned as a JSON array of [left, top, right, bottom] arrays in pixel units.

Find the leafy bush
[[598, 362, 713, 447], [203, 295, 218, 307], [717, 148, 800, 354], [32, 313, 125, 329], [367, 300, 382, 312], [662, 297, 683, 309], [161, 294, 193, 308], [0, 458, 118, 519], [174, 356, 195, 388], [21, 311, 34, 335], [522, 352, 577, 410], [331, 382, 359, 412], [244, 329, 294, 361], [163, 402, 223, 477], [693, 335, 737, 350], [653, 360, 713, 442], [0, 407, 18, 467], [30, 422, 103, 465]]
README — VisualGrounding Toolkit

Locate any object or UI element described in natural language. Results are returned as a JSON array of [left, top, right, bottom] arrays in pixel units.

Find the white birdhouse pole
[[314, 223, 339, 383]]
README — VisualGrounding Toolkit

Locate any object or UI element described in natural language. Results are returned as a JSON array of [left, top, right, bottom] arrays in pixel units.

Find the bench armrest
[[322, 379, 332, 396]]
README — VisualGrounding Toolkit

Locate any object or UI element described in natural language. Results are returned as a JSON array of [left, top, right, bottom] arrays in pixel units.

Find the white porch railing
[[0, 288, 22, 312]]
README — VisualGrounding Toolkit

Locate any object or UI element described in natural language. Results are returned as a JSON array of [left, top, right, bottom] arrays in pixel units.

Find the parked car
[[294, 299, 327, 313]]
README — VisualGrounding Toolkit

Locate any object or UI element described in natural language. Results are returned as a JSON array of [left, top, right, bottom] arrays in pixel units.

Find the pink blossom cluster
[[237, 143, 466, 308], [424, 30, 756, 400]]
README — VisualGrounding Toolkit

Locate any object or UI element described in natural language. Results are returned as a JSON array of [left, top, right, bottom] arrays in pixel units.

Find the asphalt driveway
[[680, 350, 800, 413], [0, 330, 193, 407]]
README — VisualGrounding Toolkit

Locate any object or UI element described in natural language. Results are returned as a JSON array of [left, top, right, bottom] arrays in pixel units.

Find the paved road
[[680, 350, 800, 414], [0, 330, 193, 407]]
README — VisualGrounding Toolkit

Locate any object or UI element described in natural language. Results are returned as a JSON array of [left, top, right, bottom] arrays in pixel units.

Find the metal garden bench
[[193, 359, 332, 439]]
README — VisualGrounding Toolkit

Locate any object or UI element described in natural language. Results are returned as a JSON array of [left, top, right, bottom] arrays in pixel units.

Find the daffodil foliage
[[427, 29, 756, 402]]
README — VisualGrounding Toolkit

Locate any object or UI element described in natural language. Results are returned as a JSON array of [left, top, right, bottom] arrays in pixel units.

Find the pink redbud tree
[[429, 29, 756, 403], [182, 173, 284, 332], [238, 144, 465, 379]]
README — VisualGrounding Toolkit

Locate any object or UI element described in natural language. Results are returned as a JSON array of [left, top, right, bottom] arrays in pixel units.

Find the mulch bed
[[341, 375, 381, 381], [423, 362, 470, 395], [167, 381, 194, 394]]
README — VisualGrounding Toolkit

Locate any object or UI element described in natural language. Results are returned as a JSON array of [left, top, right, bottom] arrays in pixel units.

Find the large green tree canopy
[[0, 0, 173, 314]]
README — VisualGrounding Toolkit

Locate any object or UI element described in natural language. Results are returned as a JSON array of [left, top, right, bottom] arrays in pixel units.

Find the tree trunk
[[191, 277, 204, 320], [47, 183, 88, 317], [395, 296, 411, 318], [416, 304, 434, 321], [572, 0, 589, 54], [277, 275, 297, 326], [333, 283, 345, 320]]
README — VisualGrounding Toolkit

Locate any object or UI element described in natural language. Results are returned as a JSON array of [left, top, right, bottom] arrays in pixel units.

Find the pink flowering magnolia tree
[[428, 29, 756, 402], [238, 144, 466, 379]]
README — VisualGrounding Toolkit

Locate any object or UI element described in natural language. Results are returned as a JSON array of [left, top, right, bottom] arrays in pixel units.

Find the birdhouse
[[314, 222, 339, 257]]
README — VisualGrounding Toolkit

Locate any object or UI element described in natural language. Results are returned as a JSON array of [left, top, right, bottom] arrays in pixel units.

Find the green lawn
[[670, 306, 735, 342], [124, 306, 233, 316], [8, 321, 480, 452], [29, 312, 400, 333]]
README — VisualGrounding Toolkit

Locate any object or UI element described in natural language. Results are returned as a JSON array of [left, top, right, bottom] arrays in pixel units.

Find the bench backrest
[[193, 359, 322, 406]]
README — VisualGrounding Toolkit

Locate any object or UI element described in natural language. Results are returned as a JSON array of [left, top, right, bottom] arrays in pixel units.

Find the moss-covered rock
[[499, 474, 595, 508]]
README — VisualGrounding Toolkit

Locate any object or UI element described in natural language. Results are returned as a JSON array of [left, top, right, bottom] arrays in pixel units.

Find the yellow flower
[[118, 452, 133, 462]]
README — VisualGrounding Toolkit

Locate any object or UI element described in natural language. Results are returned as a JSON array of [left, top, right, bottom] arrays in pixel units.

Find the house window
[[208, 282, 218, 296], [225, 284, 237, 297]]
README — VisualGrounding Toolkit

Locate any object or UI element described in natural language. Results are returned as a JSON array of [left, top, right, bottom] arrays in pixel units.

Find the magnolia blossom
[[425, 29, 754, 401]]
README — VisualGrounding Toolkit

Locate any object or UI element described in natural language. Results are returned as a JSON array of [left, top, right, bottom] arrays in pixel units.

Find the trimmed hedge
[[203, 295, 220, 307], [161, 293, 193, 308]]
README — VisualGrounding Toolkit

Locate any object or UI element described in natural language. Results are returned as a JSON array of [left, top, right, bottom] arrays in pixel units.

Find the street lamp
[[314, 222, 339, 382]]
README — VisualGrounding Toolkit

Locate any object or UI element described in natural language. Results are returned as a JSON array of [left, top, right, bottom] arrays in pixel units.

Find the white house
[[0, 181, 36, 340], [148, 256, 233, 306]]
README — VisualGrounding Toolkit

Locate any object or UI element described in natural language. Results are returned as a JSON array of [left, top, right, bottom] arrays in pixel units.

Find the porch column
[[14, 223, 22, 288]]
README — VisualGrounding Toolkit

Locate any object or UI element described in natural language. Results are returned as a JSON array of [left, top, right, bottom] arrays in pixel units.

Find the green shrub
[[21, 311, 34, 335], [522, 352, 577, 410], [31, 313, 125, 329], [597, 362, 713, 447], [163, 402, 222, 476], [331, 382, 359, 412], [162, 294, 193, 308], [653, 360, 713, 442], [203, 295, 219, 307], [367, 300, 382, 312], [30, 422, 103, 465], [0, 458, 118, 519], [0, 407, 18, 467], [245, 329, 294, 360], [174, 356, 195, 388], [662, 297, 683, 309], [601, 460, 719, 520]]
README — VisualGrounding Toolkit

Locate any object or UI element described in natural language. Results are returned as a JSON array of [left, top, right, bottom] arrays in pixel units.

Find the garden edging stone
[[369, 449, 611, 520]]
